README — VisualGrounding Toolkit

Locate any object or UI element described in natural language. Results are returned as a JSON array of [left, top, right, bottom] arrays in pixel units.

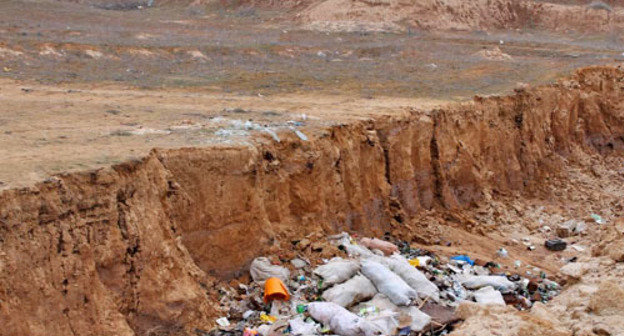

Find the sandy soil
[[1, 0, 623, 189]]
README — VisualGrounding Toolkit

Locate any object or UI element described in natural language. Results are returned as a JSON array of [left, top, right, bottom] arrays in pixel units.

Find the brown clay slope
[[0, 65, 623, 335]]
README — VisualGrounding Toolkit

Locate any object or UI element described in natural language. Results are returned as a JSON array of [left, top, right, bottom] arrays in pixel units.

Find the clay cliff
[[0, 65, 623, 335]]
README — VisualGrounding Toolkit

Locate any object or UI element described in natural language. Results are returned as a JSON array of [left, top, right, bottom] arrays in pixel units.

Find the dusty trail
[[0, 65, 623, 335]]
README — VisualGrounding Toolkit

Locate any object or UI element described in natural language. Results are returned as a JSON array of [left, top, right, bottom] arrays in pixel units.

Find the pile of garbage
[[209, 233, 561, 336]]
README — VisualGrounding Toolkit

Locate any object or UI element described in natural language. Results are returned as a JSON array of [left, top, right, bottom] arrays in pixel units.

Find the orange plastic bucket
[[263, 277, 290, 303]]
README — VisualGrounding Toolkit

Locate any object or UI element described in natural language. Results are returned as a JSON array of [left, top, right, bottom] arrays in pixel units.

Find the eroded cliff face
[[0, 66, 623, 335]]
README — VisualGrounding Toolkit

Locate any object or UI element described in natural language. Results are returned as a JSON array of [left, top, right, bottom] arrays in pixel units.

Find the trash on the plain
[[288, 316, 319, 335], [460, 275, 516, 291], [497, 248, 509, 258], [211, 232, 562, 335], [450, 255, 475, 266], [408, 256, 433, 267], [242, 310, 255, 319], [405, 307, 431, 331], [365, 310, 400, 335], [313, 257, 360, 288], [307, 302, 376, 336], [291, 258, 307, 269], [290, 127, 308, 141], [259, 312, 277, 323], [474, 286, 506, 305], [262, 128, 280, 142], [387, 254, 440, 301], [264, 277, 290, 303], [557, 220, 586, 237], [359, 237, 399, 256], [344, 243, 375, 258], [250, 257, 290, 284], [322, 274, 377, 307], [591, 213, 605, 224], [243, 328, 258, 336], [216, 317, 230, 327], [357, 293, 432, 332], [361, 259, 418, 306]]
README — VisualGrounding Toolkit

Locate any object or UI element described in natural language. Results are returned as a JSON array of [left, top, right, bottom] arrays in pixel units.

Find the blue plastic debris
[[450, 255, 475, 266]]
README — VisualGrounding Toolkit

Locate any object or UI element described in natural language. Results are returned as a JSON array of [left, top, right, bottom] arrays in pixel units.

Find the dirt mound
[[476, 46, 513, 61], [300, 0, 623, 32], [302, 0, 536, 31]]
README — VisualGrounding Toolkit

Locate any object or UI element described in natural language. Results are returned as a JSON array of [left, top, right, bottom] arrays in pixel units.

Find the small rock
[[560, 262, 587, 281], [310, 242, 324, 252], [589, 280, 624, 316], [555, 225, 572, 238], [545, 239, 567, 251], [298, 239, 311, 250]]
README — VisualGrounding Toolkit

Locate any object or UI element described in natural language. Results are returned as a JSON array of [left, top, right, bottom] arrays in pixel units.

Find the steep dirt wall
[[161, 66, 624, 279], [0, 157, 217, 335], [0, 65, 622, 335]]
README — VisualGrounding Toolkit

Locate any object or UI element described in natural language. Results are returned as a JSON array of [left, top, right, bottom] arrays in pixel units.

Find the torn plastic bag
[[313, 257, 360, 288], [328, 232, 352, 247], [322, 274, 378, 307], [387, 254, 440, 301], [356, 294, 431, 332], [473, 286, 505, 305], [361, 259, 417, 306], [250, 257, 290, 284], [355, 293, 398, 313], [460, 275, 515, 291], [366, 310, 400, 335], [344, 244, 375, 258], [307, 302, 377, 336], [403, 306, 431, 332], [289, 316, 319, 335]]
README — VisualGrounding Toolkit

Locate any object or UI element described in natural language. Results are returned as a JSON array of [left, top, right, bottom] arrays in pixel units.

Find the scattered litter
[[474, 286, 506, 305], [263, 128, 280, 142], [264, 277, 290, 303], [313, 257, 359, 288], [216, 317, 230, 327], [288, 316, 319, 335], [290, 258, 307, 269], [497, 248, 509, 258], [590, 213, 605, 224], [387, 254, 440, 301], [290, 127, 308, 141], [243, 328, 258, 336], [322, 274, 377, 307], [308, 302, 375, 336], [557, 220, 586, 237], [360, 237, 399, 256], [460, 275, 516, 291], [250, 257, 290, 284], [210, 232, 562, 335], [361, 259, 418, 306], [450, 255, 475, 266]]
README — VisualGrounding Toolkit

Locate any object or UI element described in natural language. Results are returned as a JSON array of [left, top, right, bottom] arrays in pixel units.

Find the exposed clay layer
[[0, 66, 623, 335]]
